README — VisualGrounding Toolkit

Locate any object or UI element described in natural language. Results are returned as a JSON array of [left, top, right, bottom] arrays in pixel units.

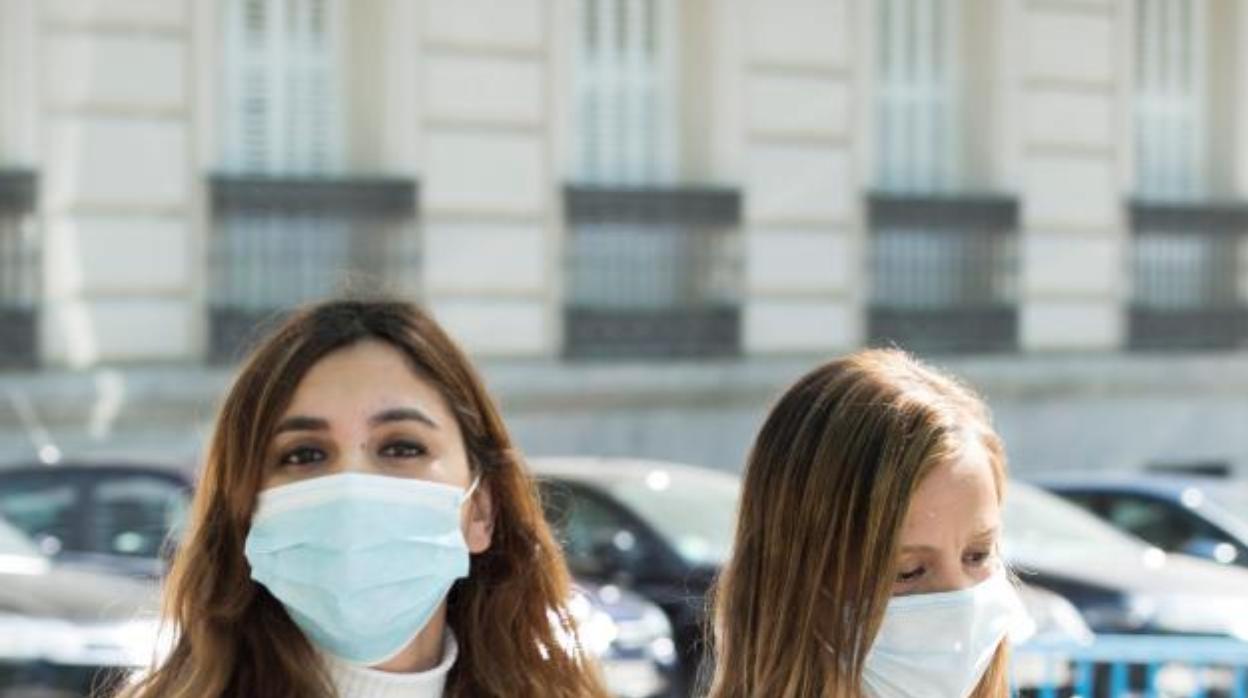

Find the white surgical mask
[[861, 569, 1035, 698]]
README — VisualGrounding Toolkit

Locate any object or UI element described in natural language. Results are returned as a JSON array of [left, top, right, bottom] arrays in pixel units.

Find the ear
[[463, 482, 495, 555]]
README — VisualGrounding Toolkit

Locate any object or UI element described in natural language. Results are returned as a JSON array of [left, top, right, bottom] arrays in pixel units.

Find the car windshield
[[0, 471, 190, 560], [1206, 483, 1248, 521], [0, 516, 43, 559], [1005, 482, 1144, 556], [600, 467, 740, 568]]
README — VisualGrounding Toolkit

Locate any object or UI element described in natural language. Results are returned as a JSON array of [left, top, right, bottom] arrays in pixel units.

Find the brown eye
[[279, 446, 326, 468], [897, 566, 925, 583], [379, 440, 428, 459], [964, 551, 992, 566]]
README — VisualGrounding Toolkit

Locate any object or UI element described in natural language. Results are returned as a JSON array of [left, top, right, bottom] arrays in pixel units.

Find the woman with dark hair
[[122, 299, 609, 698]]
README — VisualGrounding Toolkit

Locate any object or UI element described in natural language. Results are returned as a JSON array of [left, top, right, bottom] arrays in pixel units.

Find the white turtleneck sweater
[[322, 632, 458, 698]]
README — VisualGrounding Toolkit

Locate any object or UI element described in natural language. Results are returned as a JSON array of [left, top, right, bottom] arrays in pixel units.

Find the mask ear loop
[[462, 475, 482, 505]]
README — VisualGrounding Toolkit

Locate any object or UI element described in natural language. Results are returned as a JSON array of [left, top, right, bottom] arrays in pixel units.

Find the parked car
[[0, 463, 193, 579], [1006, 482, 1248, 640], [534, 457, 738, 697], [1034, 473, 1248, 569], [0, 514, 162, 698]]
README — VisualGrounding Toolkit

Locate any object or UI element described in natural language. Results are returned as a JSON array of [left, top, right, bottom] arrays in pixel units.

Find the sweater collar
[[323, 631, 458, 698]]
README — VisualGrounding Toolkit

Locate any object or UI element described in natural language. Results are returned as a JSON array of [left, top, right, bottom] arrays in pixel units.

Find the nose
[[336, 439, 381, 475]]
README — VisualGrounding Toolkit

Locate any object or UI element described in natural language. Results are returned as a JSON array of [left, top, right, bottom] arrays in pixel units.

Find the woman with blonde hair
[[708, 349, 1032, 698], [122, 299, 609, 698]]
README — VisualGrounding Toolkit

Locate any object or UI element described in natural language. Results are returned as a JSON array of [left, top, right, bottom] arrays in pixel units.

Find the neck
[[370, 603, 449, 673]]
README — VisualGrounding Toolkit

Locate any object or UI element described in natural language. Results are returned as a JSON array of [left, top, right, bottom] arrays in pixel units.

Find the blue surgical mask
[[244, 471, 479, 666]]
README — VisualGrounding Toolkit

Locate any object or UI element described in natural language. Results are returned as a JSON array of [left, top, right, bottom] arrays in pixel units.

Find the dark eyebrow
[[273, 416, 329, 435], [369, 407, 439, 429]]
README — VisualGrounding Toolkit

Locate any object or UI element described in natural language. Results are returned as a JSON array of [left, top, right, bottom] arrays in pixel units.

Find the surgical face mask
[[244, 471, 479, 666], [861, 569, 1035, 698]]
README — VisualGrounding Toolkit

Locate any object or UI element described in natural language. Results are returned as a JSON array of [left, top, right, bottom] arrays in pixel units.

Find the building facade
[[1, 0, 1247, 476]]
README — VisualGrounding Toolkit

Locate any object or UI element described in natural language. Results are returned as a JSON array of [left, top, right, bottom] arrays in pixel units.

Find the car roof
[[1029, 471, 1243, 499], [528, 456, 740, 489], [0, 461, 193, 487]]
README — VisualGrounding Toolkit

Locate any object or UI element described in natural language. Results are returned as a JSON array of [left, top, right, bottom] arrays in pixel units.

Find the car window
[[0, 478, 80, 555], [600, 471, 738, 568], [541, 483, 651, 578], [0, 515, 42, 558], [1100, 493, 1231, 553], [1004, 484, 1143, 556], [87, 477, 190, 559]]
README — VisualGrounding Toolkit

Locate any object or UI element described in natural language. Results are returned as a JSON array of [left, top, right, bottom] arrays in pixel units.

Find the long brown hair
[[121, 299, 609, 698], [708, 349, 1012, 698]]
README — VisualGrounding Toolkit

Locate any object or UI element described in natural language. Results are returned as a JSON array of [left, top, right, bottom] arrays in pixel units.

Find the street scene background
[[2, 0, 1248, 696]]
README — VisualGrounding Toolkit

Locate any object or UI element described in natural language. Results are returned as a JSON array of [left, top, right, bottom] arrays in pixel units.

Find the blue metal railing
[[1015, 635, 1248, 698]]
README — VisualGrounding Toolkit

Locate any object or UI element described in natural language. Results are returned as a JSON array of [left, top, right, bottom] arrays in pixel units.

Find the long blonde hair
[[708, 349, 1012, 698], [119, 300, 609, 698]]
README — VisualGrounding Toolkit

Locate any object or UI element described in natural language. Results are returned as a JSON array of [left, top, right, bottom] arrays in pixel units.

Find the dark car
[[0, 514, 163, 698], [533, 458, 739, 697], [1006, 482, 1248, 639], [0, 463, 192, 579], [1034, 473, 1248, 569]]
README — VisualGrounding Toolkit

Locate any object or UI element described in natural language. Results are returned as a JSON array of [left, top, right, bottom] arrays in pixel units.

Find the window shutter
[[1135, 0, 1208, 199], [876, 0, 961, 192], [576, 0, 679, 185], [222, 0, 344, 174]]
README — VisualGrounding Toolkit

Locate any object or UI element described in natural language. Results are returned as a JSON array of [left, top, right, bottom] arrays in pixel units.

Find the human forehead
[[901, 444, 1001, 545], [281, 341, 456, 424]]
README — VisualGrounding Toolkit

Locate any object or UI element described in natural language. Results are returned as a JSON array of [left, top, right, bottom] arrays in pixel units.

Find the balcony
[[562, 185, 743, 360], [206, 174, 418, 362], [867, 192, 1020, 354], [1128, 199, 1248, 351], [0, 169, 38, 369]]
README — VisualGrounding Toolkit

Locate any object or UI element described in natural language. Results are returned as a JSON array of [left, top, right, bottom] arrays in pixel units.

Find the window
[[868, 194, 1019, 353], [875, 0, 962, 193], [210, 0, 417, 361], [0, 480, 78, 556], [574, 0, 680, 185], [566, 1, 743, 358], [868, 1, 1018, 354], [1088, 493, 1238, 560], [221, 0, 344, 175], [1134, 0, 1209, 201], [1129, 1, 1248, 349], [563, 186, 742, 358]]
